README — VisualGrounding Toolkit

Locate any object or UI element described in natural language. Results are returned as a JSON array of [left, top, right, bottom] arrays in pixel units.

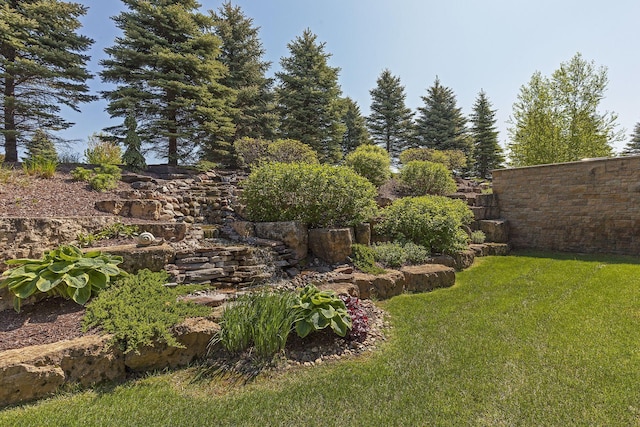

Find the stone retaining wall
[[493, 156, 640, 254]]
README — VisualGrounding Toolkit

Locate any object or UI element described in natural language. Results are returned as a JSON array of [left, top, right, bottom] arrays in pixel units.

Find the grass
[[2, 251, 640, 425]]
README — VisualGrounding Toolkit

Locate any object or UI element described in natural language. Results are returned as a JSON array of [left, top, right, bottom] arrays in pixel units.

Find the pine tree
[[275, 29, 345, 163], [341, 97, 370, 155], [24, 129, 58, 164], [1, 0, 95, 162], [212, 2, 276, 142], [415, 77, 471, 158], [622, 122, 640, 156], [470, 90, 503, 178], [121, 111, 146, 171], [100, 0, 235, 166], [366, 69, 414, 163]]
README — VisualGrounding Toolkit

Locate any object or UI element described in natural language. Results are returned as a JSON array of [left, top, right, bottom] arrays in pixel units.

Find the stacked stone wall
[[492, 156, 640, 254]]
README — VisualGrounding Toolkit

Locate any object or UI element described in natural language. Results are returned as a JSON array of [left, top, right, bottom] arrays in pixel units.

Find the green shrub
[[22, 158, 57, 179], [375, 196, 473, 254], [84, 133, 122, 165], [83, 270, 211, 354], [344, 144, 391, 187], [24, 129, 58, 164], [234, 137, 269, 169], [470, 230, 486, 244], [372, 241, 430, 268], [241, 162, 378, 228], [214, 290, 299, 360], [71, 164, 121, 192], [0, 245, 126, 312], [293, 285, 351, 338], [399, 160, 457, 196], [351, 244, 386, 275], [267, 139, 319, 164], [399, 148, 467, 171]]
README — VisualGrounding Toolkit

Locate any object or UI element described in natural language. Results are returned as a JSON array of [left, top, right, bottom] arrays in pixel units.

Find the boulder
[[254, 221, 308, 260], [317, 282, 359, 298], [84, 243, 175, 273], [354, 270, 405, 300], [479, 219, 509, 243], [308, 228, 353, 264], [354, 223, 371, 245], [401, 264, 455, 293], [124, 318, 219, 371]]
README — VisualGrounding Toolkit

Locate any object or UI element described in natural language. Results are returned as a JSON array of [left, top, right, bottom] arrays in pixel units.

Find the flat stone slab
[[354, 270, 405, 300]]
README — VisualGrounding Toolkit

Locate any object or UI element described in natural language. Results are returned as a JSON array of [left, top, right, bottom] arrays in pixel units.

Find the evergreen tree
[[415, 77, 471, 158], [212, 2, 276, 142], [24, 129, 58, 164], [366, 69, 414, 163], [1, 0, 95, 162], [121, 111, 146, 171], [470, 90, 503, 178], [508, 53, 621, 166], [341, 97, 370, 155], [275, 29, 344, 163], [100, 0, 235, 166], [622, 122, 640, 156]]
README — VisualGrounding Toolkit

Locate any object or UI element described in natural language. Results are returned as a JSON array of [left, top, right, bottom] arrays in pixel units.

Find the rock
[[485, 243, 510, 256], [84, 244, 175, 274], [401, 264, 455, 293], [254, 221, 308, 260], [229, 221, 255, 238], [317, 282, 359, 297], [353, 270, 405, 300], [124, 318, 219, 372], [453, 249, 475, 270], [0, 335, 124, 407], [354, 223, 371, 245], [479, 219, 509, 243], [308, 228, 353, 264], [95, 199, 125, 215], [427, 255, 456, 269], [184, 268, 225, 282], [179, 294, 227, 307]]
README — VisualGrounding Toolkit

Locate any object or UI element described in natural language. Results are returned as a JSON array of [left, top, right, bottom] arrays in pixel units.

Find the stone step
[[477, 219, 509, 243]]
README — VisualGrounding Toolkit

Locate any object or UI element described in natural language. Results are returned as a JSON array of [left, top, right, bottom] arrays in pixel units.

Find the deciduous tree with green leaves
[[211, 2, 276, 142], [366, 69, 414, 163], [100, 0, 235, 166], [275, 29, 345, 164], [0, 0, 95, 162], [415, 77, 471, 160], [470, 90, 503, 178], [508, 53, 622, 166]]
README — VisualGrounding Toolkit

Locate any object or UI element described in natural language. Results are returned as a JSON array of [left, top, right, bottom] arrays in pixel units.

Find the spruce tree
[[366, 69, 414, 163], [415, 77, 471, 158], [121, 111, 146, 171], [24, 129, 58, 164], [1, 0, 95, 162], [212, 2, 276, 142], [275, 29, 344, 164], [341, 97, 370, 155], [100, 0, 235, 166], [622, 122, 640, 156], [470, 90, 503, 178]]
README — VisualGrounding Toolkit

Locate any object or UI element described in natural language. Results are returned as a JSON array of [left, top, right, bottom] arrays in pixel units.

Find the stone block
[[254, 221, 308, 260], [84, 244, 175, 274], [308, 228, 353, 264], [317, 282, 359, 298], [354, 223, 371, 245], [479, 219, 509, 243], [354, 270, 405, 300], [401, 264, 456, 293]]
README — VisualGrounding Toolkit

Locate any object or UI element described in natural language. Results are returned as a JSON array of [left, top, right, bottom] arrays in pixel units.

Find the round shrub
[[241, 162, 378, 228], [344, 144, 391, 187], [399, 160, 457, 196], [375, 195, 473, 254], [234, 137, 269, 168], [267, 139, 319, 164], [399, 147, 467, 171], [84, 134, 122, 165]]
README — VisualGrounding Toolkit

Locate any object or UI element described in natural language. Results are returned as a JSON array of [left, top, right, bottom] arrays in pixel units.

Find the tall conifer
[[622, 122, 640, 156], [470, 90, 503, 178], [341, 97, 370, 155], [1, 0, 95, 162]]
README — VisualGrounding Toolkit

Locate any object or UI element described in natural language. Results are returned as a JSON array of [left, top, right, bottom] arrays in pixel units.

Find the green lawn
[[3, 252, 640, 426]]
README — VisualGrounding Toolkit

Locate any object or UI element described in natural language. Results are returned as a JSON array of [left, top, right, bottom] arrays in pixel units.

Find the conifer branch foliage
[[100, 0, 235, 166], [0, 0, 96, 162], [621, 122, 640, 156], [366, 69, 414, 163], [275, 29, 345, 164], [470, 90, 503, 178]]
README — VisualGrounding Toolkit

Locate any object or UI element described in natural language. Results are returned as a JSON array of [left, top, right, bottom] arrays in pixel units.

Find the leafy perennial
[[0, 245, 126, 311], [293, 285, 352, 338]]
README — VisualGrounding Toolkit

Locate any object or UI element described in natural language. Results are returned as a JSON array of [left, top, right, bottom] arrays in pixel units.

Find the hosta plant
[[293, 285, 352, 338], [0, 244, 126, 312]]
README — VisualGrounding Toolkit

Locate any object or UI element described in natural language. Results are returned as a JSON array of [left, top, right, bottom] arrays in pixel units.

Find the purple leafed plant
[[340, 294, 369, 342]]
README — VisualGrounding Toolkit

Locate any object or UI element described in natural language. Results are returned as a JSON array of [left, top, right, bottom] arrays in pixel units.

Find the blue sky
[[60, 0, 640, 160]]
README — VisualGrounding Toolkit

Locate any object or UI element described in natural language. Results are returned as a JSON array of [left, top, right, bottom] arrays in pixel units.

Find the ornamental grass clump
[[241, 162, 378, 228], [0, 244, 126, 312]]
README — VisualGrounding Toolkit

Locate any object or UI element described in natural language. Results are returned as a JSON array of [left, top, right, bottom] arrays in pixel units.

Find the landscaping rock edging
[[0, 317, 219, 408]]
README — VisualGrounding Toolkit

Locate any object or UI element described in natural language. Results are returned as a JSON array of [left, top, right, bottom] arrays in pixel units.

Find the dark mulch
[[0, 298, 89, 352]]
